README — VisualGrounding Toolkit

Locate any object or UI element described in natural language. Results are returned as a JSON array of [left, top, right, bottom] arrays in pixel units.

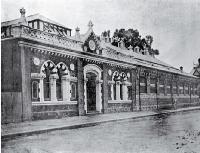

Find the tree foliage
[[111, 28, 159, 56]]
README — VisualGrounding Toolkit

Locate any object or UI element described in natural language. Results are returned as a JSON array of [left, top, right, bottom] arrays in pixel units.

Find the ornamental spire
[[88, 20, 93, 29]]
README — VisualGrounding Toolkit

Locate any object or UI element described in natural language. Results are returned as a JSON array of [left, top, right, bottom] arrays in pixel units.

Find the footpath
[[2, 106, 200, 140]]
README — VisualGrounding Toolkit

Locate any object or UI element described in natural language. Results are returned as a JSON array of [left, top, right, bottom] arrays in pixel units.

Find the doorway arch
[[84, 64, 103, 113]]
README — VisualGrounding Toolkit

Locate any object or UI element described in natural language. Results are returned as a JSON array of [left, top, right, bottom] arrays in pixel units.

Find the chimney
[[18, 7, 27, 25], [75, 27, 81, 40], [20, 7, 26, 18], [180, 66, 183, 72]]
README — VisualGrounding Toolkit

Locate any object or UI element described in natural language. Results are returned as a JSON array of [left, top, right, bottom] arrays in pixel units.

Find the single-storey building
[[1, 8, 200, 123]]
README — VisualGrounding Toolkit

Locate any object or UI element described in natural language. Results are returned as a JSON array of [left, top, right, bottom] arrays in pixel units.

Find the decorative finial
[[180, 66, 183, 72], [75, 27, 81, 40], [75, 27, 80, 32], [20, 7, 26, 18], [88, 20, 93, 29]]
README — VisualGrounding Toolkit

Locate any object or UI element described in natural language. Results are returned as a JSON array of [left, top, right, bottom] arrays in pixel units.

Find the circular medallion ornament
[[70, 63, 75, 71], [33, 57, 40, 66], [89, 40, 96, 51], [127, 73, 130, 78], [108, 69, 112, 76]]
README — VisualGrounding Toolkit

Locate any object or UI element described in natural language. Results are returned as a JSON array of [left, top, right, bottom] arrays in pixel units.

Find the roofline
[[1, 13, 72, 30]]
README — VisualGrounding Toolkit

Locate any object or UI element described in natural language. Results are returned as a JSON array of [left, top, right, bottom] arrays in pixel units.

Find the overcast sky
[[1, 0, 200, 73]]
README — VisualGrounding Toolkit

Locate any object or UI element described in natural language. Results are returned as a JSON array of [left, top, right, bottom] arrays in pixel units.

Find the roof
[[102, 42, 197, 78], [1, 13, 198, 79], [1, 14, 71, 30]]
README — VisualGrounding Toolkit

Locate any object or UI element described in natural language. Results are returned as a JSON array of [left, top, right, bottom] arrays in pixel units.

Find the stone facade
[[1, 10, 200, 123]]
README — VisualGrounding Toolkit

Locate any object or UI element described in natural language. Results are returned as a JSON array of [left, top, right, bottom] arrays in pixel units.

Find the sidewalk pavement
[[2, 106, 200, 140]]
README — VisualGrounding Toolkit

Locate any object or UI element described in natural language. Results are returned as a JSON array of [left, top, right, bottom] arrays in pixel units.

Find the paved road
[[2, 110, 200, 153]]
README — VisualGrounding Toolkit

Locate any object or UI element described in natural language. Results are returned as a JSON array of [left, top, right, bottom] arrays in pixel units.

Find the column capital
[[31, 73, 46, 79], [108, 81, 115, 84], [50, 74, 59, 79], [96, 80, 103, 84], [116, 81, 121, 85], [61, 75, 70, 81]]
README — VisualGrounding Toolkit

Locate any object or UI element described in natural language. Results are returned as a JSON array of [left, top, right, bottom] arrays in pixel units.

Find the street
[[2, 110, 200, 153]]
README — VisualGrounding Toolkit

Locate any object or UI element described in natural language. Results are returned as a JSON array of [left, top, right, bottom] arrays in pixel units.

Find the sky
[[1, 0, 200, 73]]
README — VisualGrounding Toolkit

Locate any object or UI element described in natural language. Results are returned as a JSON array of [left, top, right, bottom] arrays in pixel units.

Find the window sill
[[108, 100, 132, 104], [32, 101, 78, 105]]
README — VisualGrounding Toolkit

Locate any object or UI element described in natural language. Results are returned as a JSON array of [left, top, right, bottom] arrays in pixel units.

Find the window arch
[[32, 81, 39, 101], [71, 83, 76, 100], [56, 62, 69, 101], [41, 60, 56, 101], [112, 71, 120, 100], [140, 76, 147, 93], [111, 71, 128, 100]]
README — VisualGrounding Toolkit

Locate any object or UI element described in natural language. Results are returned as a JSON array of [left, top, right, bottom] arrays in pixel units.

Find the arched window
[[32, 81, 39, 101], [179, 83, 184, 94], [113, 83, 116, 100], [140, 76, 147, 93], [71, 83, 76, 100], [43, 76, 51, 100], [120, 84, 123, 99], [166, 81, 171, 94], [173, 82, 177, 94], [56, 74, 62, 101], [56, 62, 69, 101], [108, 84, 112, 100], [112, 71, 120, 100], [159, 79, 164, 94], [127, 86, 132, 100], [41, 61, 55, 101], [150, 78, 156, 93]]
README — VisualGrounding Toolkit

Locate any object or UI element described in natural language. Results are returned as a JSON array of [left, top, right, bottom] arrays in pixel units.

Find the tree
[[111, 28, 159, 56]]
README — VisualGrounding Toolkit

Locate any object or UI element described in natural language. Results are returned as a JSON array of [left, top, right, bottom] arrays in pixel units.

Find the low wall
[[1, 92, 22, 124], [32, 102, 78, 120], [107, 100, 132, 113]]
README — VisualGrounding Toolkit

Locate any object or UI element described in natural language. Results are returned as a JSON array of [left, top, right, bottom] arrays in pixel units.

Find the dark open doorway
[[86, 72, 97, 112]]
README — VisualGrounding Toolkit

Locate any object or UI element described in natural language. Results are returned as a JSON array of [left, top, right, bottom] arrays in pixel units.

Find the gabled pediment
[[81, 21, 102, 55], [193, 69, 200, 76]]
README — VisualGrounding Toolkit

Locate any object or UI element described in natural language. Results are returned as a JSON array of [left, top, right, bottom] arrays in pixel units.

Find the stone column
[[116, 81, 121, 100], [50, 74, 58, 102], [96, 80, 102, 112], [122, 82, 128, 100], [39, 77, 44, 102], [61, 75, 70, 101], [102, 64, 108, 113], [77, 58, 85, 115], [84, 79, 87, 113], [131, 69, 137, 111], [110, 81, 114, 100]]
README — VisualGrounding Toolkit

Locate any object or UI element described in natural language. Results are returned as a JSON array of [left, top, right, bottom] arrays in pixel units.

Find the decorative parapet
[[102, 47, 137, 65], [2, 24, 83, 52]]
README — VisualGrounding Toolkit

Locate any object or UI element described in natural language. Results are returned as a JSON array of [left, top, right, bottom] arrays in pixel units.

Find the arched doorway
[[84, 64, 102, 114], [86, 72, 97, 112]]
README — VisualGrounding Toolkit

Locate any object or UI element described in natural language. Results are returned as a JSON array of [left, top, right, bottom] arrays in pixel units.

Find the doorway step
[[86, 111, 101, 115]]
